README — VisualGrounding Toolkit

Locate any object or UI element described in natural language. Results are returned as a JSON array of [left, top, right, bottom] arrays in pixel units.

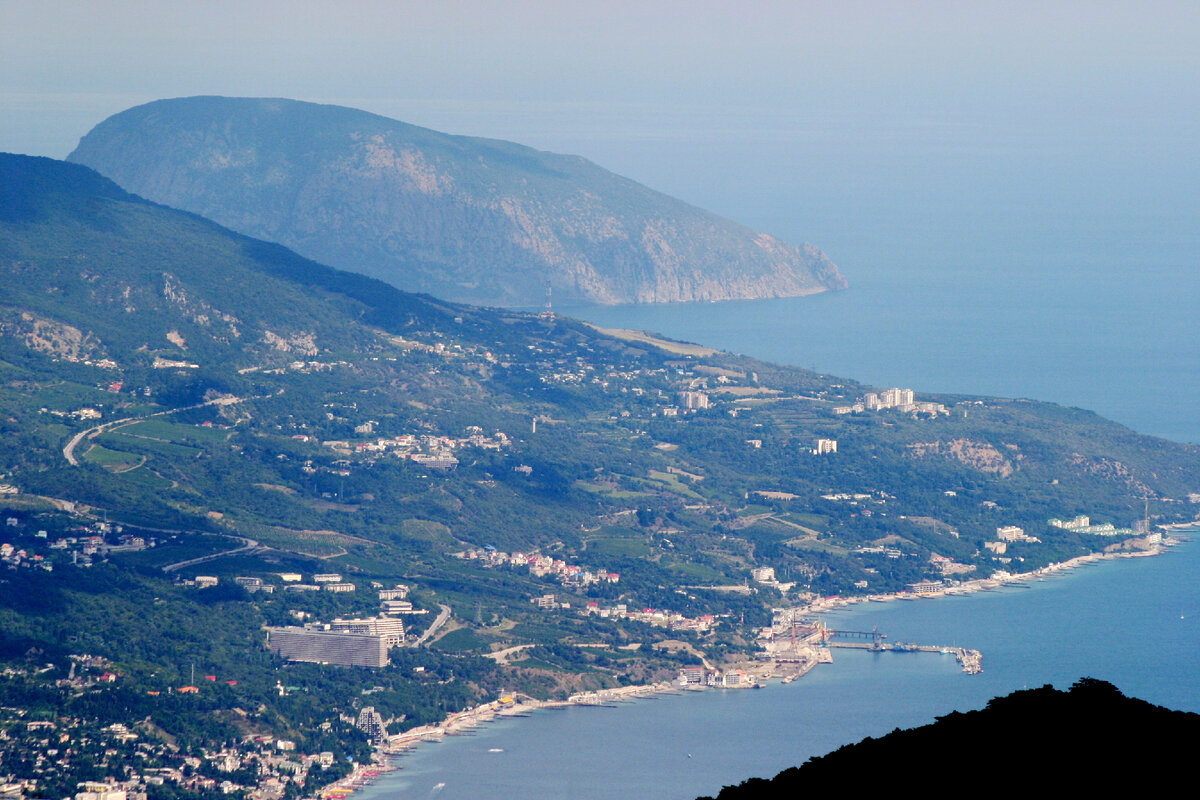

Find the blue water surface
[[361, 533, 1198, 800]]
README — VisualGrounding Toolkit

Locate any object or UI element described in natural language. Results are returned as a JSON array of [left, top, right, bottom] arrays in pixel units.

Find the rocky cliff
[[68, 96, 846, 307]]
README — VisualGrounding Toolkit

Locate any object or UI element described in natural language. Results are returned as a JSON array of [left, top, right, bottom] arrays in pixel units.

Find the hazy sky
[[3, 1, 1198, 257]]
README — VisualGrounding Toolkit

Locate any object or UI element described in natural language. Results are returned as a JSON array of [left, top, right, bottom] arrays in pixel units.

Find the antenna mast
[[540, 281, 554, 320]]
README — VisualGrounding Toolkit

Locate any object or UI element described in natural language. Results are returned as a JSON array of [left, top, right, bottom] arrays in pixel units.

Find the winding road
[[414, 604, 453, 647], [63, 394, 249, 466], [159, 535, 264, 572]]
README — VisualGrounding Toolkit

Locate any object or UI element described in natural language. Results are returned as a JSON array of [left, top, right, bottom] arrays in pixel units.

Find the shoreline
[[333, 527, 1195, 795], [381, 681, 683, 756], [797, 534, 1183, 618]]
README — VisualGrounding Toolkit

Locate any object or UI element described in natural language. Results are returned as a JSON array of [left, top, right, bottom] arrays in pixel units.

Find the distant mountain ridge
[[67, 96, 846, 307]]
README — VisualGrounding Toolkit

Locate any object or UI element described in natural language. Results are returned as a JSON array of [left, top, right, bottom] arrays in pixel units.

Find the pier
[[823, 627, 982, 674], [769, 617, 983, 675]]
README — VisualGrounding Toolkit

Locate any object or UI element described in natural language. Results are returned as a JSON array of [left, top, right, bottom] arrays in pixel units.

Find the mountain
[[699, 679, 1200, 797], [66, 96, 846, 307]]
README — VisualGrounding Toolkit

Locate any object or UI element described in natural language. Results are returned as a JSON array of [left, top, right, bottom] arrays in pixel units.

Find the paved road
[[485, 644, 535, 664], [63, 394, 251, 466], [414, 604, 453, 647], [160, 536, 262, 573]]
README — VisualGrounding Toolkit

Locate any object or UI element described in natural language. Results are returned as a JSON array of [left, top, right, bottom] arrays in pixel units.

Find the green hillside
[[2, 152, 1198, 797]]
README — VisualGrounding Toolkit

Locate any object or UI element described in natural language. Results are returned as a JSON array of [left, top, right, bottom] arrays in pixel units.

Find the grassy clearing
[[119, 418, 231, 445], [585, 325, 719, 357], [82, 444, 142, 470], [100, 431, 201, 460], [574, 480, 652, 500], [785, 537, 848, 555], [586, 537, 651, 558], [399, 518, 454, 546], [431, 627, 495, 652], [120, 467, 175, 490], [646, 470, 705, 500], [784, 512, 830, 529], [233, 523, 368, 557], [666, 561, 726, 582]]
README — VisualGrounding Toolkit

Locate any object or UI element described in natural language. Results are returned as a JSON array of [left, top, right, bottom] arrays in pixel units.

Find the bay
[[362, 533, 1198, 800], [562, 219, 1200, 447], [361, 147, 1200, 795]]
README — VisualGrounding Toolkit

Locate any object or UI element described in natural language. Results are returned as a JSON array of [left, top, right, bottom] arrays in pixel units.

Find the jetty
[[767, 616, 983, 675], [822, 627, 983, 674]]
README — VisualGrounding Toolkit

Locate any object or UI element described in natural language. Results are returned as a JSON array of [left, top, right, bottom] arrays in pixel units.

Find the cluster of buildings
[[42, 407, 104, 421], [0, 710, 348, 800], [454, 547, 621, 588], [52, 655, 121, 691], [1, 518, 152, 572], [319, 427, 510, 469], [264, 572, 358, 593], [1048, 514, 1141, 538], [929, 553, 977, 576], [263, 583, 415, 668], [0, 539, 51, 572], [529, 593, 719, 633], [834, 387, 947, 416], [853, 545, 909, 559], [677, 665, 757, 688], [812, 438, 837, 455], [583, 601, 718, 633], [983, 525, 1043, 556]]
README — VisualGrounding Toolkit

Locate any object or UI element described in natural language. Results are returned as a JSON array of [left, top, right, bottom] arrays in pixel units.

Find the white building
[[751, 567, 776, 583], [996, 526, 1026, 542]]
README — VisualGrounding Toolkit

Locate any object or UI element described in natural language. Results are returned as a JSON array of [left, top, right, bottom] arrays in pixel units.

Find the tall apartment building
[[329, 617, 406, 647], [356, 706, 386, 743], [265, 627, 388, 667]]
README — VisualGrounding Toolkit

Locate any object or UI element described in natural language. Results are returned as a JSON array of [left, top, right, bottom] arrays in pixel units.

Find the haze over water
[[565, 107, 1200, 445], [5, 5, 1197, 797]]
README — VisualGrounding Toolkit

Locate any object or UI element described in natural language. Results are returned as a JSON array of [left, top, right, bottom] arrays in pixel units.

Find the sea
[[358, 114, 1199, 797], [364, 286, 1198, 797], [362, 533, 1199, 800]]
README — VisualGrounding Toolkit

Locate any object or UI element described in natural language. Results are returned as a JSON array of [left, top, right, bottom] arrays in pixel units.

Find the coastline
[[798, 535, 1180, 618], [381, 682, 683, 755], [330, 528, 1194, 797]]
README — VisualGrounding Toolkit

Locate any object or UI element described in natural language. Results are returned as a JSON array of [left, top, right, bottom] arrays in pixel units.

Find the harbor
[[349, 529, 1198, 799], [362, 538, 1189, 792]]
